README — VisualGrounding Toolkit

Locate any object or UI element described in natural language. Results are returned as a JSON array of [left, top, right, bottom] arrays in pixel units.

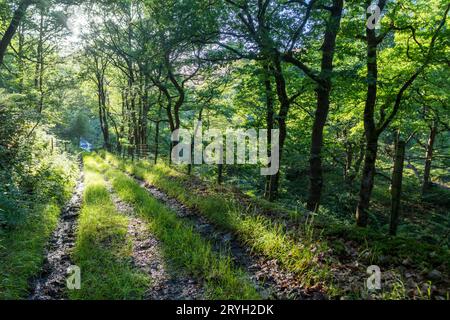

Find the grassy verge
[[98, 155, 260, 300], [69, 155, 149, 300], [102, 152, 331, 293], [103, 152, 450, 299], [0, 158, 78, 300], [0, 203, 62, 299]]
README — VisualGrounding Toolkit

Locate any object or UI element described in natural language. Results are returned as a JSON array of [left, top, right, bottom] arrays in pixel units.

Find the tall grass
[[0, 203, 61, 299], [0, 148, 78, 300]]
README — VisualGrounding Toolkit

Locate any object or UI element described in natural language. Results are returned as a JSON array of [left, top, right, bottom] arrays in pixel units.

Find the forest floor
[[18, 152, 450, 300]]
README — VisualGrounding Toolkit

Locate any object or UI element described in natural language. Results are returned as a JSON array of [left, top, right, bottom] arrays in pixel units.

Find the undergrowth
[[0, 131, 78, 300]]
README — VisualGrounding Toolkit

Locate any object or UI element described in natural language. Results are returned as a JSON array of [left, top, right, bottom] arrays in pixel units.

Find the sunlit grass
[[99, 155, 260, 300], [104, 152, 331, 291], [0, 203, 60, 299], [69, 155, 149, 300], [0, 152, 78, 300]]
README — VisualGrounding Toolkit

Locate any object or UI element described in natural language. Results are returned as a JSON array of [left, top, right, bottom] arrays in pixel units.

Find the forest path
[[105, 180, 205, 300], [29, 159, 317, 300], [127, 172, 316, 300], [29, 162, 84, 300]]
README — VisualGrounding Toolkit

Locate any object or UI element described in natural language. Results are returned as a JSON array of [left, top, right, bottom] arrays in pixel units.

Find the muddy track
[[128, 173, 325, 300], [29, 163, 84, 300], [106, 181, 205, 300]]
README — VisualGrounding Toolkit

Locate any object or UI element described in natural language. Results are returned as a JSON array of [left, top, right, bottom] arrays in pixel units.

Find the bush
[[0, 95, 79, 298]]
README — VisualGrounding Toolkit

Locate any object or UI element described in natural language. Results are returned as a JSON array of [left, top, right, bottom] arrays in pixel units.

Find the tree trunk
[[35, 10, 44, 114], [0, 0, 33, 67], [97, 72, 110, 151], [344, 142, 354, 183], [356, 135, 378, 227], [188, 107, 204, 175], [263, 62, 276, 201], [111, 119, 121, 154], [390, 140, 406, 236], [355, 1, 386, 227], [306, 0, 343, 212], [422, 122, 437, 194], [347, 141, 365, 186], [151, 98, 162, 164], [154, 121, 160, 164], [18, 22, 25, 91], [269, 56, 291, 202], [218, 164, 223, 185]]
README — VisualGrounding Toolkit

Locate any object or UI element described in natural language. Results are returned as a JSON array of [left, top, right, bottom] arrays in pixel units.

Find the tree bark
[[355, 0, 387, 227], [17, 22, 25, 91], [344, 141, 354, 183], [269, 56, 291, 202], [347, 141, 365, 186], [306, 0, 344, 212], [0, 0, 34, 67], [357, 135, 382, 226], [356, 1, 448, 227], [154, 103, 163, 165], [390, 140, 405, 236], [109, 114, 122, 154], [422, 122, 437, 194], [35, 10, 44, 113], [95, 59, 110, 151], [218, 163, 223, 185], [263, 62, 276, 200]]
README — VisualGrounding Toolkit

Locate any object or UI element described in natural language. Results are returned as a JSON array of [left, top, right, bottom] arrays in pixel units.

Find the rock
[[427, 270, 442, 282]]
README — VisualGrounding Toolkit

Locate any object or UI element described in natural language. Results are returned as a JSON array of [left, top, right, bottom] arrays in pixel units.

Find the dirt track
[[29, 166, 84, 300]]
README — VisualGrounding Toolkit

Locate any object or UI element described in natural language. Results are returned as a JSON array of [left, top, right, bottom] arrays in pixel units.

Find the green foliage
[[0, 0, 449, 301], [0, 134, 78, 299], [0, 90, 78, 299], [0, 203, 60, 299], [0, 127, 78, 227]]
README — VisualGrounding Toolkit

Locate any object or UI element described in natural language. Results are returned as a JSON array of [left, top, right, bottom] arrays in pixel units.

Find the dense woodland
[[0, 0, 449, 300]]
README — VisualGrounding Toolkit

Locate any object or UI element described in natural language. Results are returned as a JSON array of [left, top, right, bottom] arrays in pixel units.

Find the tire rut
[[106, 180, 205, 300], [29, 163, 84, 300], [130, 174, 320, 300]]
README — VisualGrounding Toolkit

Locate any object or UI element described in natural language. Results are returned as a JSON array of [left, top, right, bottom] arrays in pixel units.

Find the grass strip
[[0, 202, 62, 299], [69, 155, 149, 300], [99, 155, 260, 300], [0, 161, 77, 300], [103, 152, 330, 291]]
